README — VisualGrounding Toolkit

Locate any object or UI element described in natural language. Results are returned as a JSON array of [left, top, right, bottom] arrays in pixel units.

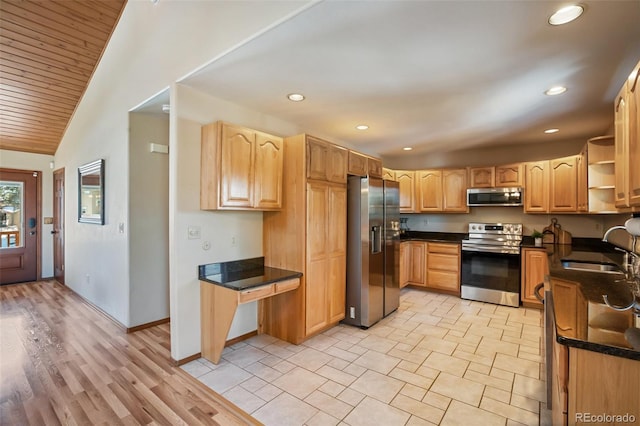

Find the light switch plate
[[188, 226, 201, 239]]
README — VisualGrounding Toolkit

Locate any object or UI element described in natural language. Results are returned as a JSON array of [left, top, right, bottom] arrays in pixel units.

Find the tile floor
[[183, 289, 553, 425]]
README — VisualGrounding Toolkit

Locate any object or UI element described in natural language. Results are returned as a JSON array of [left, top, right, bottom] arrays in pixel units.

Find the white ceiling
[[179, 0, 640, 159]]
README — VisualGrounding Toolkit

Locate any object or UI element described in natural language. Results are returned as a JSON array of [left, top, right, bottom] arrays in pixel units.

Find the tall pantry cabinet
[[262, 134, 347, 344]]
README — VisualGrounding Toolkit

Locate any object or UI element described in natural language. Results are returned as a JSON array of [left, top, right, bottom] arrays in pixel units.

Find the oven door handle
[[534, 282, 545, 303]]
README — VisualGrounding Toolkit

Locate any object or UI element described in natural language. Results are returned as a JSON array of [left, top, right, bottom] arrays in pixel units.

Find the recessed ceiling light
[[545, 86, 567, 96], [355, 125, 369, 130], [287, 93, 305, 102], [544, 128, 560, 134], [549, 5, 584, 25], [403, 147, 413, 151]]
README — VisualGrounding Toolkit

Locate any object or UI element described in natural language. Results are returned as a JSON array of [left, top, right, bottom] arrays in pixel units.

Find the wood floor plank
[[0, 280, 261, 426]]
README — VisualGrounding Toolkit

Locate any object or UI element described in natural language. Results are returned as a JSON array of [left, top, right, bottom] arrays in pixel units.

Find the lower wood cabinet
[[521, 248, 548, 309], [399, 240, 460, 294]]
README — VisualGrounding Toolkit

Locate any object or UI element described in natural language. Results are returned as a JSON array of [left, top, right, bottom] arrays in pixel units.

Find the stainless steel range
[[460, 223, 523, 307]]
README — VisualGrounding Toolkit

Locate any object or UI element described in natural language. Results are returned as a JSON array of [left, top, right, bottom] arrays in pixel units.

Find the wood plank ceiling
[[0, 0, 126, 155]]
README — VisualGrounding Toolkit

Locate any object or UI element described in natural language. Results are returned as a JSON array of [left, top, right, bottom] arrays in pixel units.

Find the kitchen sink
[[561, 260, 624, 274]]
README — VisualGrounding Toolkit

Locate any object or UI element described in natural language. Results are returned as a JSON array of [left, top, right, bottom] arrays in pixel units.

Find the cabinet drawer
[[427, 242, 459, 255], [427, 253, 459, 271], [238, 284, 274, 303], [427, 270, 459, 291], [274, 278, 300, 294]]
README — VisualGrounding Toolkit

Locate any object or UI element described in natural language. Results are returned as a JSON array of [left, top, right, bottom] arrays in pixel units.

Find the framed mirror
[[78, 159, 105, 224]]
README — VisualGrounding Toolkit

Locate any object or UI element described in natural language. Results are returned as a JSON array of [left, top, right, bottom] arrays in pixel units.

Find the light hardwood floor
[[0, 280, 260, 426]]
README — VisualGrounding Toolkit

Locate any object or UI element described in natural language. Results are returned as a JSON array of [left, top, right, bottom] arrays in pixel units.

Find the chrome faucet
[[602, 225, 627, 242]]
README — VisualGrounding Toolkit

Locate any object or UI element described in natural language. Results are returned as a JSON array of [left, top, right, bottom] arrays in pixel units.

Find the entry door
[[0, 169, 39, 284], [53, 169, 65, 284]]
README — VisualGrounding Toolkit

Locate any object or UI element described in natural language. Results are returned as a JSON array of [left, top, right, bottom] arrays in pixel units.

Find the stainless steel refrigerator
[[344, 176, 400, 328]]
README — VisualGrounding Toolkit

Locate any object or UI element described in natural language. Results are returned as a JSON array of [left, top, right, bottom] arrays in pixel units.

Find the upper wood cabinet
[[347, 150, 368, 176], [201, 121, 283, 210], [576, 146, 588, 213], [382, 168, 396, 181], [442, 169, 468, 212], [525, 161, 549, 213], [307, 137, 347, 183], [550, 155, 578, 212], [396, 170, 416, 213], [469, 164, 522, 188], [367, 156, 383, 178], [347, 150, 383, 178], [417, 170, 442, 212], [469, 167, 494, 188], [495, 163, 523, 187], [615, 60, 640, 209]]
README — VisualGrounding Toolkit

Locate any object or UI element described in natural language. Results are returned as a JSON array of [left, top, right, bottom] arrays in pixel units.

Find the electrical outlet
[[188, 226, 201, 240], [85, 274, 90, 285], [231, 236, 237, 246], [350, 307, 355, 318]]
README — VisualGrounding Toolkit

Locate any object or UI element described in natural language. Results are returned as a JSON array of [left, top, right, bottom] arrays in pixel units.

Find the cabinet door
[[307, 137, 329, 181], [367, 157, 383, 178], [551, 278, 578, 338], [396, 171, 416, 213], [525, 161, 549, 213], [576, 147, 588, 212], [348, 151, 368, 176], [383, 168, 396, 181], [417, 170, 442, 212], [220, 124, 255, 208], [550, 156, 578, 212], [495, 163, 523, 187], [469, 167, 494, 188], [328, 145, 348, 183], [614, 85, 630, 208], [442, 169, 468, 212], [407, 242, 426, 286], [628, 62, 640, 207], [306, 183, 328, 334], [399, 242, 410, 288], [521, 249, 547, 308], [254, 133, 283, 209], [327, 184, 347, 323]]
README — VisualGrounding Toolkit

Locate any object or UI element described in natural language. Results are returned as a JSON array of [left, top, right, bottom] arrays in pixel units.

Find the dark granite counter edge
[[200, 270, 303, 291], [400, 231, 466, 243], [556, 334, 640, 361]]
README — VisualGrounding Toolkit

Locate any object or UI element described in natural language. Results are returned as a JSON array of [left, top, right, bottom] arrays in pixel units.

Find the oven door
[[460, 250, 521, 306]]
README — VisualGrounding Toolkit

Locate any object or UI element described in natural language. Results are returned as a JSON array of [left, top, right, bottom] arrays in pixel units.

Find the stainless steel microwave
[[467, 187, 524, 206]]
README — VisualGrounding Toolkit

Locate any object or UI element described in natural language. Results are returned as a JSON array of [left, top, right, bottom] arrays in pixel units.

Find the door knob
[[51, 230, 58, 234]]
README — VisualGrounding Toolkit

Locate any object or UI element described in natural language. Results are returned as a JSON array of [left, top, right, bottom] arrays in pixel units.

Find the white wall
[[129, 113, 170, 326], [0, 150, 54, 278], [52, 1, 314, 327], [170, 84, 304, 361]]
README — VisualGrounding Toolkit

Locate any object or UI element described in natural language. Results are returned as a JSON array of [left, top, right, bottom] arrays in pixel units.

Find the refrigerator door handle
[[371, 226, 382, 254]]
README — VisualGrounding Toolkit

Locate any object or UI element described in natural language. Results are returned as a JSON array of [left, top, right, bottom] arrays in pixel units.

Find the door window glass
[[0, 181, 23, 248]]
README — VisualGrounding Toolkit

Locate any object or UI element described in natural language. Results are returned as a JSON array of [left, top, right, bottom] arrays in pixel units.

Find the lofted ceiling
[[0, 0, 126, 155], [181, 0, 640, 159]]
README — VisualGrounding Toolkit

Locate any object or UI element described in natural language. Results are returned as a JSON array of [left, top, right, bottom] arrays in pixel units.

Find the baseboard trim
[[172, 352, 201, 366], [172, 330, 258, 366], [127, 318, 170, 334]]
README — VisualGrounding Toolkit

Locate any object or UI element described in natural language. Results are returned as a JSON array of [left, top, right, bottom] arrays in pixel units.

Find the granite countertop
[[546, 242, 640, 360], [199, 257, 302, 291], [400, 231, 466, 243]]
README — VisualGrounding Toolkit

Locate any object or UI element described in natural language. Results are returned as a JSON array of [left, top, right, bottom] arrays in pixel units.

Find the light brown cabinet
[[525, 161, 549, 213], [367, 156, 383, 178], [550, 155, 578, 212], [615, 60, 640, 209], [469, 164, 522, 188], [399, 241, 460, 293], [576, 146, 588, 212], [396, 170, 416, 213], [307, 137, 347, 184], [442, 169, 468, 212], [426, 242, 460, 294], [586, 135, 617, 213], [521, 248, 547, 309], [262, 134, 346, 344], [382, 168, 396, 181], [347, 150, 368, 176], [469, 167, 494, 188], [495, 163, 523, 187], [417, 170, 442, 212], [417, 168, 468, 213], [201, 121, 283, 210]]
